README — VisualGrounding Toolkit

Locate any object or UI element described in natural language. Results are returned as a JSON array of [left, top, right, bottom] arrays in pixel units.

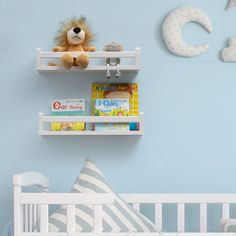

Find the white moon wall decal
[[162, 6, 213, 57]]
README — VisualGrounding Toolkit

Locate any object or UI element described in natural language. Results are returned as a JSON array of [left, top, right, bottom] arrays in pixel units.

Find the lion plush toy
[[51, 17, 96, 69]]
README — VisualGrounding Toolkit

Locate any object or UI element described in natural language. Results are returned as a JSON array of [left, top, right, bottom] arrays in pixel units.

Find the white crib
[[14, 172, 236, 236]]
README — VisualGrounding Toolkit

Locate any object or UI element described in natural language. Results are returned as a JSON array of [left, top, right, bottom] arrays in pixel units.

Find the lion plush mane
[[51, 17, 96, 69], [54, 17, 94, 48]]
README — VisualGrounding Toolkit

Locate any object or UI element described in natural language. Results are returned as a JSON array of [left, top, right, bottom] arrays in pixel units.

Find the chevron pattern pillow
[[49, 160, 157, 232]]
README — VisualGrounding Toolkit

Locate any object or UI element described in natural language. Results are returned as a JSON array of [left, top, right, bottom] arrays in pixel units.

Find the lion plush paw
[[48, 62, 57, 66], [53, 46, 62, 52], [76, 54, 89, 69], [61, 54, 74, 69]]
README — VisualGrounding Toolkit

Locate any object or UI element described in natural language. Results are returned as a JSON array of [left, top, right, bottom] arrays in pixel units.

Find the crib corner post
[[14, 182, 22, 236]]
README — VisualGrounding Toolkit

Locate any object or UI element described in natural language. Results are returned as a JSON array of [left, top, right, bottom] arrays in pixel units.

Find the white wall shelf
[[36, 48, 141, 72], [38, 113, 144, 136]]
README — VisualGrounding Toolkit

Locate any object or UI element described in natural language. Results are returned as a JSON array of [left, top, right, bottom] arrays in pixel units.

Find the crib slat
[[200, 203, 207, 232], [40, 205, 48, 232], [177, 203, 185, 232], [133, 203, 140, 212], [94, 205, 102, 233], [24, 205, 29, 232], [37, 205, 40, 231], [155, 203, 162, 231], [29, 205, 32, 232], [67, 205, 76, 232], [223, 203, 230, 219], [20, 205, 24, 232], [33, 205, 37, 231]]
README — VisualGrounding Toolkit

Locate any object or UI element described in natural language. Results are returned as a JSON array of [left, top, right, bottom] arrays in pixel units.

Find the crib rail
[[14, 172, 115, 236], [121, 193, 236, 232], [13, 172, 236, 236], [20, 193, 114, 204], [15, 192, 115, 235], [20, 234, 236, 236]]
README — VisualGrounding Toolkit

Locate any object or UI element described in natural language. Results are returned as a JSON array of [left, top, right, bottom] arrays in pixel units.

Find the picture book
[[51, 99, 86, 131], [92, 83, 139, 131], [94, 99, 129, 131]]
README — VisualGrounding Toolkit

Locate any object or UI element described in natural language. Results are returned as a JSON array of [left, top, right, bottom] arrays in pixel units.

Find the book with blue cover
[[94, 99, 129, 131]]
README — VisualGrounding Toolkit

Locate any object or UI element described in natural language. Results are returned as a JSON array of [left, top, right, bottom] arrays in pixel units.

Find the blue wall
[[1, 0, 236, 232]]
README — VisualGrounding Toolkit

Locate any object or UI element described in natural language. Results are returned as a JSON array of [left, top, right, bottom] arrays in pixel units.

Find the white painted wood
[[14, 186, 22, 236], [36, 48, 41, 69], [67, 205, 76, 233], [121, 194, 236, 204], [223, 203, 230, 219], [14, 172, 236, 236], [20, 193, 115, 205], [41, 113, 143, 123], [38, 112, 144, 136], [39, 130, 143, 136], [40, 204, 48, 232], [139, 112, 144, 134], [133, 203, 140, 211], [38, 113, 44, 136], [36, 48, 141, 72], [94, 205, 103, 233], [21, 205, 24, 232], [33, 205, 38, 231], [200, 203, 207, 232], [39, 51, 137, 58], [37, 65, 140, 72], [13, 172, 49, 189], [37, 205, 40, 232], [25, 205, 29, 232], [155, 203, 162, 231], [135, 48, 141, 68], [29, 205, 33, 232], [177, 203, 185, 232], [20, 233, 236, 236]]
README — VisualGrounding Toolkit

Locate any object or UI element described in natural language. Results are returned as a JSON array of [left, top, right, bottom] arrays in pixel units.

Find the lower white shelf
[[38, 113, 144, 136]]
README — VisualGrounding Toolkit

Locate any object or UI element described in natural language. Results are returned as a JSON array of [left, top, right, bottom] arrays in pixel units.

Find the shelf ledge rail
[[38, 112, 144, 136], [36, 48, 141, 72]]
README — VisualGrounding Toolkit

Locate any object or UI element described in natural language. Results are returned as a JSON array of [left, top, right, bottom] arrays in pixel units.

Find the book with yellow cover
[[92, 83, 139, 130]]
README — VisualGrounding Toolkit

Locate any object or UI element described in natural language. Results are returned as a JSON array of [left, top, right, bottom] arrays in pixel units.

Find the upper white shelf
[[36, 48, 141, 72]]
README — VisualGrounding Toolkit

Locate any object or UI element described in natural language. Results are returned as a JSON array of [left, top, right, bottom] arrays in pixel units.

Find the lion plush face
[[55, 17, 94, 47], [67, 26, 85, 45]]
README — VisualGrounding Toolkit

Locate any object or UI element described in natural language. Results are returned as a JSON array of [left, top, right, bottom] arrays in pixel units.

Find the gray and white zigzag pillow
[[49, 160, 157, 233]]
